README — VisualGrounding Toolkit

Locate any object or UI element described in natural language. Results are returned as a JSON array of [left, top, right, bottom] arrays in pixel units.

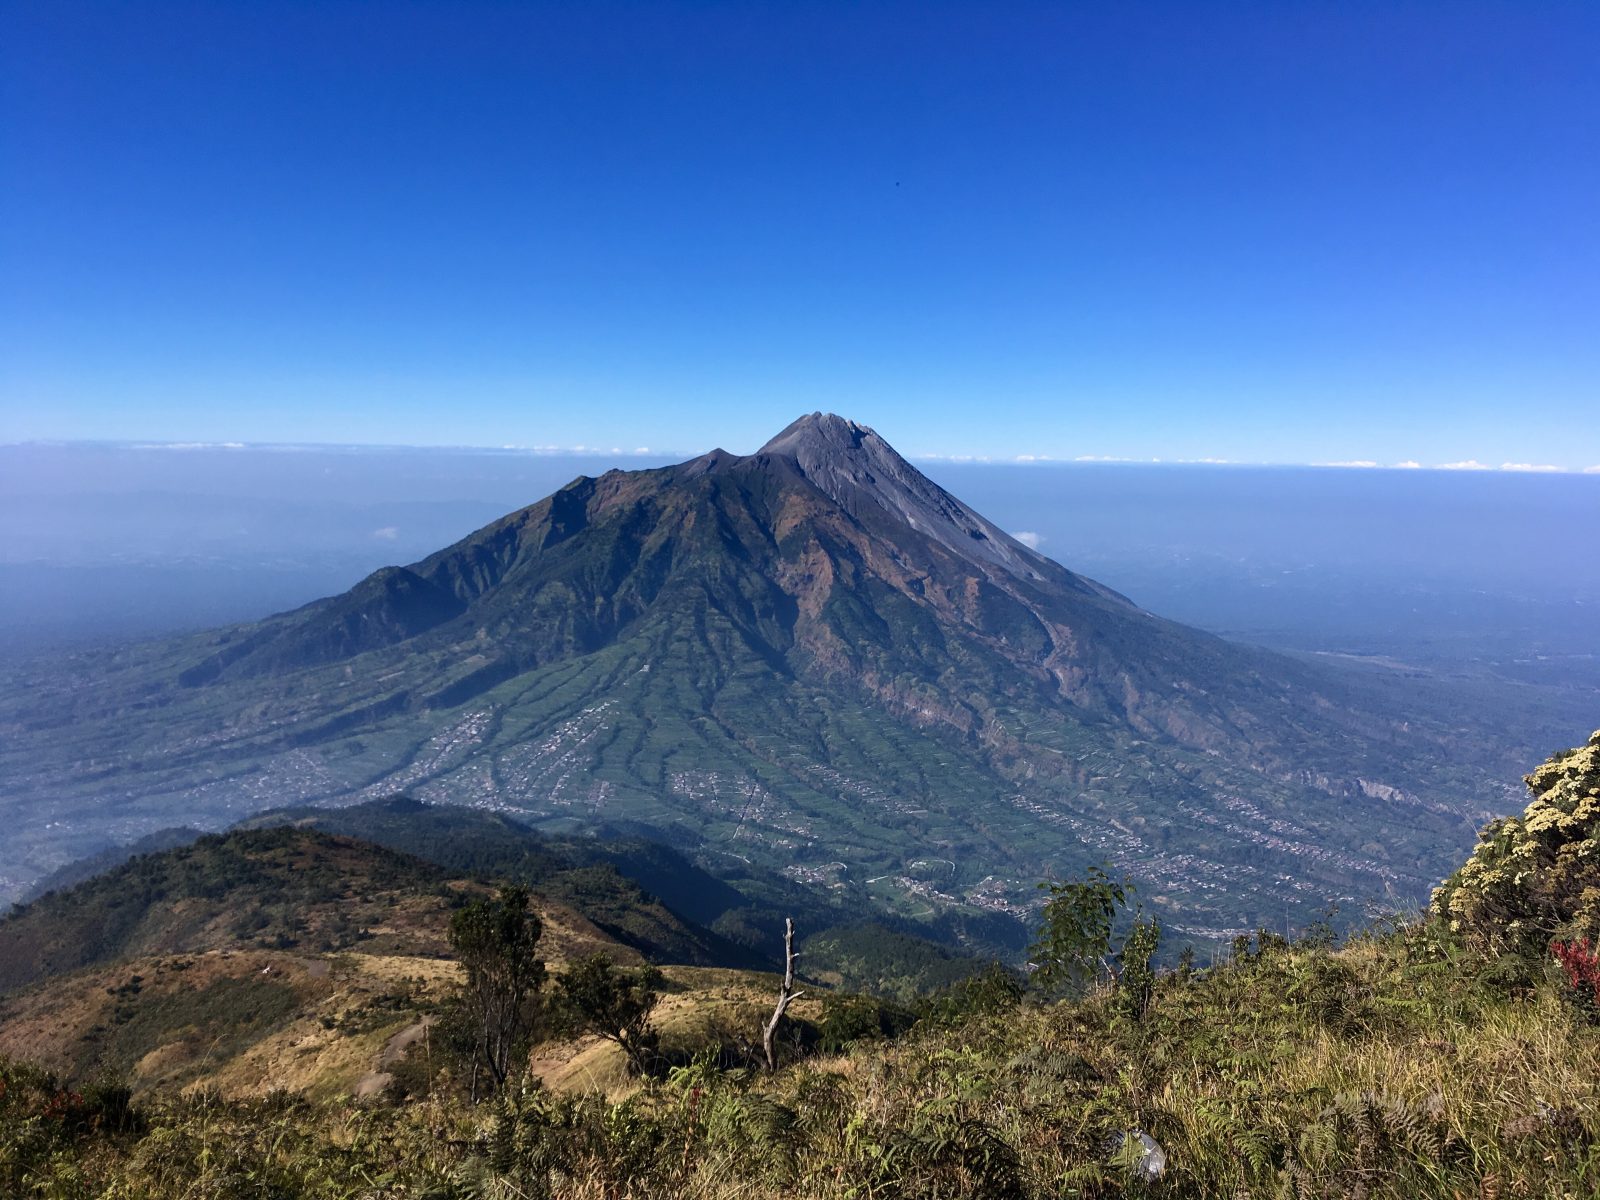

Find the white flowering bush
[[1431, 730, 1600, 955]]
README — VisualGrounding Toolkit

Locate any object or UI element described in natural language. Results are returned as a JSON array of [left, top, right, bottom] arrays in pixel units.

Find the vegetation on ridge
[[1431, 729, 1600, 953], [242, 796, 781, 967], [0, 827, 458, 994], [4, 910, 1596, 1196], [1, 733, 1596, 1197]]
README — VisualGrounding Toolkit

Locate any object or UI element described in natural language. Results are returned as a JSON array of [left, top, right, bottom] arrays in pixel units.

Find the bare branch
[[763, 917, 801, 1071]]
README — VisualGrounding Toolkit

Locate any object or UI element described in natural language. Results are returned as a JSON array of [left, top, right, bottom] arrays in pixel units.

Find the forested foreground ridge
[[2, 732, 1598, 1198]]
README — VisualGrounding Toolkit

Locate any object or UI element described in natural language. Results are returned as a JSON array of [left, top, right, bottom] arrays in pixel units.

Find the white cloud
[[1437, 460, 1491, 471], [1500, 462, 1563, 473], [1014, 454, 1053, 462], [1585, 465, 1600, 474], [372, 526, 400, 540], [633, 446, 652, 455], [131, 441, 247, 451], [1319, 460, 1379, 469], [1394, 461, 1422, 469], [1073, 454, 1134, 463], [1011, 531, 1044, 550]]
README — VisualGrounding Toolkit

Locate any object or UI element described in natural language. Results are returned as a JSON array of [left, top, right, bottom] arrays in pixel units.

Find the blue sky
[[3, 1, 1597, 468]]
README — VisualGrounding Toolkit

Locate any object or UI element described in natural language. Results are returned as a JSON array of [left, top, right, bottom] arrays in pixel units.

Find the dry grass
[[4, 929, 1598, 1198]]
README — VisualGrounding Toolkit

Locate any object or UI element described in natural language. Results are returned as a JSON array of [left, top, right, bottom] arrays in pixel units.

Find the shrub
[[917, 962, 1025, 1027], [1431, 729, 1600, 957], [817, 993, 916, 1052], [1551, 937, 1600, 1019]]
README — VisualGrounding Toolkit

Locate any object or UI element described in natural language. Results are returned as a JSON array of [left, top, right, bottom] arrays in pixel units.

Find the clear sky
[[3, 1, 1597, 469]]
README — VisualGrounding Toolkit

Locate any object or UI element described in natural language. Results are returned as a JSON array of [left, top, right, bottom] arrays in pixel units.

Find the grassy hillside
[[0, 949, 450, 1097], [2, 733, 1594, 1198], [9, 800, 802, 972], [0, 827, 461, 993], [265, 796, 1025, 972], [0, 823, 662, 1102], [0, 825, 655, 996], [3, 920, 1595, 1197], [241, 796, 781, 967]]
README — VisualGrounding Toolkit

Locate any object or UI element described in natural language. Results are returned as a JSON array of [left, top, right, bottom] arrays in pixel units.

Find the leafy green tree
[[449, 885, 546, 1100], [1028, 866, 1129, 997], [554, 953, 664, 1076]]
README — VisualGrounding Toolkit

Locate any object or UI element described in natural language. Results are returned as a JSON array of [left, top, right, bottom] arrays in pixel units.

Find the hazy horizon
[[7, 433, 1600, 477], [4, 441, 1596, 739]]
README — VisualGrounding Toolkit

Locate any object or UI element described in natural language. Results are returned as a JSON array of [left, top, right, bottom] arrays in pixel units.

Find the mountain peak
[[754, 412, 1048, 582], [758, 411, 874, 458]]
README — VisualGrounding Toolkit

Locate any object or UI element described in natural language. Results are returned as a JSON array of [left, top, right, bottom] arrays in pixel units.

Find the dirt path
[[353, 1015, 435, 1097]]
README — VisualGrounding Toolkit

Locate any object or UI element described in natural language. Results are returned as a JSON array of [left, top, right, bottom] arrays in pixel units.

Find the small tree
[[1117, 915, 1162, 1021], [449, 885, 546, 1101], [1029, 866, 1129, 998], [555, 953, 663, 1076]]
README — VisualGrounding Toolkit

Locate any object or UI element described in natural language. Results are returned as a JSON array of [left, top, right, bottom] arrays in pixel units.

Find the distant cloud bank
[[56, 440, 667, 458], [497, 444, 656, 456], [12, 439, 1597, 475], [131, 441, 247, 451], [1436, 460, 1569, 473]]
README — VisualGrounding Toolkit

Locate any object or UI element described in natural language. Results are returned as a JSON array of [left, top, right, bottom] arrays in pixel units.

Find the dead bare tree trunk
[[762, 917, 803, 1071]]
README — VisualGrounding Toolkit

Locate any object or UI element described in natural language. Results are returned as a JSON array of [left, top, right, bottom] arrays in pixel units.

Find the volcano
[[0, 415, 1513, 937]]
